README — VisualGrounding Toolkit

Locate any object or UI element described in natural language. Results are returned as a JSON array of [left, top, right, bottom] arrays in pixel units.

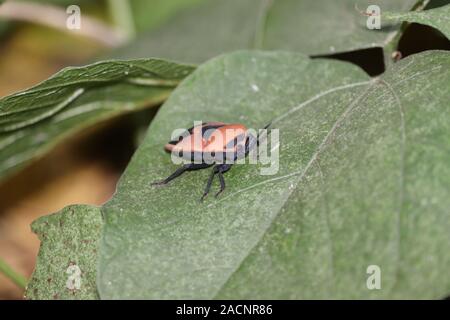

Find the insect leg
[[215, 164, 232, 197], [151, 164, 192, 186], [244, 133, 258, 157], [201, 166, 218, 201], [215, 170, 226, 197], [245, 123, 272, 158]]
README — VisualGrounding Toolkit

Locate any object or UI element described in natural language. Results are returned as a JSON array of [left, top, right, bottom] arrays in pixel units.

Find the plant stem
[[383, 0, 431, 68], [107, 0, 136, 40], [0, 257, 27, 289], [383, 27, 405, 68]]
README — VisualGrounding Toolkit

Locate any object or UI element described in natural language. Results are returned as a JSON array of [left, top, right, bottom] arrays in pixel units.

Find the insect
[[152, 121, 269, 201]]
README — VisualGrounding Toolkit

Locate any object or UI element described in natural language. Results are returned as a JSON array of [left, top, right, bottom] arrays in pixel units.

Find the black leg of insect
[[201, 163, 232, 201], [151, 163, 212, 186]]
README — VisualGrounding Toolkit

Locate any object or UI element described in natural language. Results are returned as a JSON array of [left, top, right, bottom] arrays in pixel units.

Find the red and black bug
[[152, 121, 269, 201]]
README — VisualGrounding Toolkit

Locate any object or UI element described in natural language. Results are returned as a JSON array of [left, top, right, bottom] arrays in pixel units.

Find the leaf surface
[[385, 3, 450, 39], [25, 205, 103, 300], [94, 50, 450, 299], [114, 0, 418, 62]]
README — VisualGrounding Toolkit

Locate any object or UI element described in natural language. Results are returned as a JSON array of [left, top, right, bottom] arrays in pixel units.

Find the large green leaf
[[25, 205, 102, 300], [385, 3, 450, 39], [92, 50, 450, 299], [130, 0, 207, 33], [113, 0, 418, 62], [0, 59, 194, 181]]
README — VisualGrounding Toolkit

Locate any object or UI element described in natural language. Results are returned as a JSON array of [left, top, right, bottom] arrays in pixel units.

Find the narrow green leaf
[[385, 4, 450, 39], [0, 59, 194, 181], [0, 257, 27, 289], [25, 205, 103, 300], [94, 50, 450, 299]]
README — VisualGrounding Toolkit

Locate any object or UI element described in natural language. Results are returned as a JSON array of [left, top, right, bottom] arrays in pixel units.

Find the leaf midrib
[[378, 78, 407, 295]]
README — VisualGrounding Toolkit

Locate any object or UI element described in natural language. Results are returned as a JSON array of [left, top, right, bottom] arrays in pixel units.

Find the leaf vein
[[379, 78, 406, 294], [212, 79, 377, 298]]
